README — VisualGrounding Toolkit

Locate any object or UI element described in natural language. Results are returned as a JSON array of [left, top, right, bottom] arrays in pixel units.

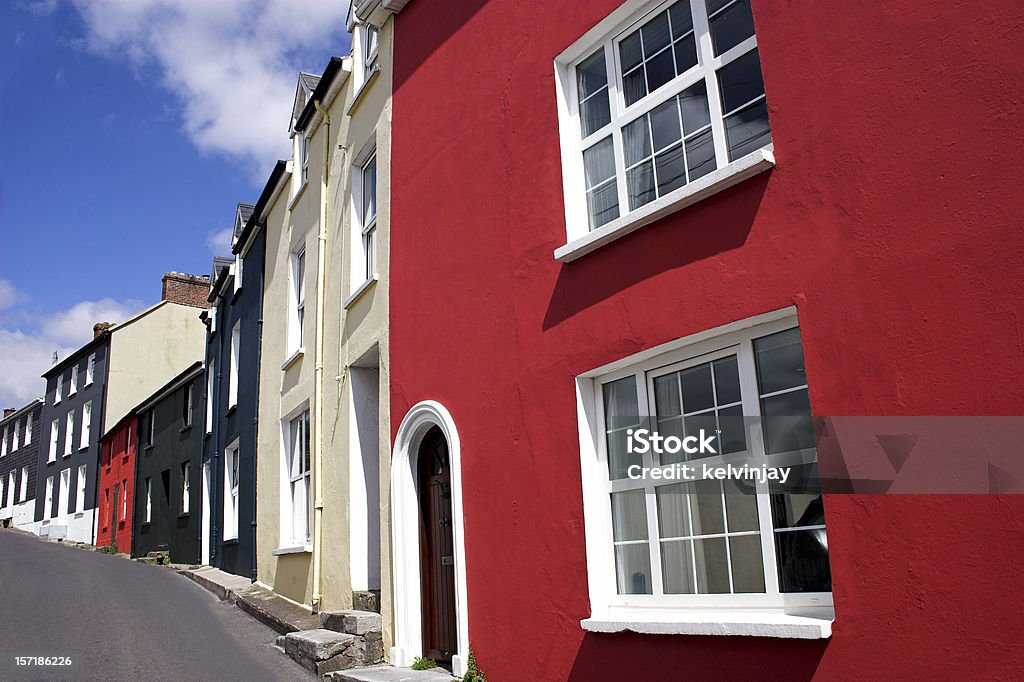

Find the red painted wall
[[96, 417, 136, 553], [390, 1, 1024, 679]]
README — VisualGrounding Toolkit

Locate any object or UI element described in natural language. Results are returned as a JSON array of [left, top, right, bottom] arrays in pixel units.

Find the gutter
[[310, 98, 331, 612]]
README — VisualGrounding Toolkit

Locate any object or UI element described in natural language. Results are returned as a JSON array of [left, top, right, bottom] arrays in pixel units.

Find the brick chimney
[[94, 322, 113, 338], [3, 408, 15, 419], [161, 272, 211, 309]]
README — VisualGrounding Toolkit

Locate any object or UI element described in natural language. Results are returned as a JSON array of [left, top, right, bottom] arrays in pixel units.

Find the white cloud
[[205, 227, 234, 256], [71, 0, 349, 172], [0, 282, 144, 408], [19, 0, 58, 17]]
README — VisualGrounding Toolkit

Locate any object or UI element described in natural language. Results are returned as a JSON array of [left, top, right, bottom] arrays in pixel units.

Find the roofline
[[132, 361, 204, 416], [0, 399, 44, 428], [294, 57, 346, 133], [43, 332, 110, 378], [207, 264, 231, 303], [233, 160, 288, 256]]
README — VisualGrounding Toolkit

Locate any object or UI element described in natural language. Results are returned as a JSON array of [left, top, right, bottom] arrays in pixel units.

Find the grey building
[[0, 399, 44, 528]]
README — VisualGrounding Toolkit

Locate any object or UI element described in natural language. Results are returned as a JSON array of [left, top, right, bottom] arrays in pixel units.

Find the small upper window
[[300, 134, 310, 186], [556, 0, 771, 253], [364, 24, 379, 70], [55, 375, 63, 404], [183, 382, 194, 428], [290, 249, 306, 353], [12, 420, 19, 451], [70, 365, 79, 395], [86, 353, 96, 385], [358, 151, 378, 284]]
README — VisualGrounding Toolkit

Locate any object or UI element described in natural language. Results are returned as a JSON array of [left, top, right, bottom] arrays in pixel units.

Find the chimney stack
[[161, 272, 211, 309], [3, 408, 15, 419], [94, 322, 113, 338]]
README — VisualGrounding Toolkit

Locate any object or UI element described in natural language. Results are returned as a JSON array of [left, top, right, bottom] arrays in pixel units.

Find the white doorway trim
[[201, 461, 211, 565], [389, 400, 469, 676]]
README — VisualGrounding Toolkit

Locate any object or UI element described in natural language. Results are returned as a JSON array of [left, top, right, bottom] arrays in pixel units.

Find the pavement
[[0, 528, 315, 681]]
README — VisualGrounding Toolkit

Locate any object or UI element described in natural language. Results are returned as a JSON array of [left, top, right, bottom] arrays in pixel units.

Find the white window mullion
[[736, 337, 782, 597], [690, 0, 729, 171]]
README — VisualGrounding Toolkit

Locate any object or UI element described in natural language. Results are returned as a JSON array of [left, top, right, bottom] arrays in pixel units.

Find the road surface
[[0, 529, 314, 681]]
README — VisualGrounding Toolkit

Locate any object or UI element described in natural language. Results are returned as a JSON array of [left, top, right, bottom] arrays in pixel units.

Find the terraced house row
[[2, 0, 1022, 678]]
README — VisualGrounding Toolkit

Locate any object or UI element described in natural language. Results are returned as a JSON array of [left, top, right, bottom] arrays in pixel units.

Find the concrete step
[[320, 610, 382, 636], [325, 666, 455, 682], [283, 628, 387, 676]]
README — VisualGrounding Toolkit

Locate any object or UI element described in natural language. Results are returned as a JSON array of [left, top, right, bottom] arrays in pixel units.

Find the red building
[[96, 415, 137, 553], [387, 0, 1024, 679]]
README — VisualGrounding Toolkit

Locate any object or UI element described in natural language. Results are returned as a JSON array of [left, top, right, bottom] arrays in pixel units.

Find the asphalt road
[[0, 529, 315, 681]]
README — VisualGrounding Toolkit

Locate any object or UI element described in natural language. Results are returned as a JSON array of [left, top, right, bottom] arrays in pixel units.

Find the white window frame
[[145, 477, 152, 523], [55, 375, 63, 404], [70, 364, 79, 396], [81, 401, 92, 450], [358, 149, 378, 287], [12, 420, 19, 451], [59, 468, 70, 516], [48, 419, 58, 463], [234, 253, 244, 293], [86, 352, 96, 385], [184, 382, 194, 428], [553, 0, 775, 261], [181, 461, 191, 513], [44, 476, 54, 520], [19, 466, 29, 502], [25, 412, 32, 446], [289, 249, 306, 355], [223, 441, 240, 540], [576, 308, 832, 638], [76, 464, 86, 513], [120, 477, 128, 520], [64, 411, 75, 457], [1, 426, 6, 457], [146, 410, 155, 448], [279, 408, 312, 549], [229, 322, 240, 408], [294, 133, 310, 192], [5, 471, 14, 510], [206, 358, 215, 433]]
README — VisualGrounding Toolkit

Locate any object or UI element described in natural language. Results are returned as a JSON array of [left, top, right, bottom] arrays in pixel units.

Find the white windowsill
[[555, 147, 776, 263], [272, 544, 312, 556], [343, 276, 378, 309], [581, 609, 832, 639], [282, 348, 305, 371], [347, 64, 381, 116]]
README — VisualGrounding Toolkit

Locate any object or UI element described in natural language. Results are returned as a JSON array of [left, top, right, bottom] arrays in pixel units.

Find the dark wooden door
[[418, 426, 457, 663], [111, 483, 119, 545]]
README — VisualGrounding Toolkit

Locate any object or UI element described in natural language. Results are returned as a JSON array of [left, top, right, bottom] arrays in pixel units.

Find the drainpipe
[[310, 99, 331, 612]]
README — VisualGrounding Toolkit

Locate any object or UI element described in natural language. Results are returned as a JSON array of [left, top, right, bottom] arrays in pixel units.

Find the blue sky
[[0, 0, 349, 407]]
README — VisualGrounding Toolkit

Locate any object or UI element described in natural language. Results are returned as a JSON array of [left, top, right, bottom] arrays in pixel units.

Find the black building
[[0, 399, 44, 528], [35, 331, 110, 542], [202, 184, 275, 579], [132, 362, 205, 564]]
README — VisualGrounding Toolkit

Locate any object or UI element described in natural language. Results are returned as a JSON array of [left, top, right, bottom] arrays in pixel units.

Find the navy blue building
[[35, 329, 110, 543], [132, 362, 206, 564], [202, 178, 276, 579], [0, 399, 44, 529]]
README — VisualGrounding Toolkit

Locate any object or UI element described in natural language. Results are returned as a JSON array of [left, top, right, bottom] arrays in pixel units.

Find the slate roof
[[299, 72, 321, 93]]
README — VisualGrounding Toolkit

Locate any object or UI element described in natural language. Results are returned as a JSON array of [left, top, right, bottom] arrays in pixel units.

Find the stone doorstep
[[325, 666, 456, 682], [284, 629, 386, 676], [320, 609, 382, 636], [177, 566, 318, 634]]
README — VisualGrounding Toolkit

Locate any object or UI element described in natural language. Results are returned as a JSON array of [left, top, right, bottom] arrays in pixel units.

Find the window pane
[[656, 483, 690, 538], [363, 157, 377, 220], [587, 182, 620, 230], [729, 535, 766, 592], [761, 389, 814, 454], [754, 327, 805, 394], [689, 478, 725, 536], [769, 464, 823, 528], [603, 377, 640, 478], [611, 489, 649, 542], [654, 144, 686, 195], [709, 0, 755, 56], [656, 417, 686, 465], [649, 98, 681, 152], [717, 404, 747, 454], [653, 374, 681, 417], [717, 49, 765, 113], [680, 363, 714, 413], [712, 356, 741, 404], [640, 12, 671, 58], [706, 0, 733, 14], [693, 537, 730, 593], [724, 477, 758, 531], [684, 128, 716, 181], [622, 117, 651, 167], [661, 539, 695, 593], [680, 81, 710, 135], [673, 33, 698, 73], [626, 160, 655, 210], [622, 67, 647, 107], [583, 137, 616, 189], [644, 49, 675, 95], [577, 50, 608, 101], [580, 94, 611, 138], [619, 33, 643, 73], [725, 100, 772, 161], [775, 528, 831, 592], [668, 1, 694, 36], [615, 543, 653, 594]]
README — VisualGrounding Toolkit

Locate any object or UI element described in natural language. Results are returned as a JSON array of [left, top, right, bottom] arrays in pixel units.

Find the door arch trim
[[390, 400, 469, 675]]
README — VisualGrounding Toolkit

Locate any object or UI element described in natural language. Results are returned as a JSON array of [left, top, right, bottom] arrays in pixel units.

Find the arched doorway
[[391, 401, 469, 676], [417, 426, 457, 664]]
